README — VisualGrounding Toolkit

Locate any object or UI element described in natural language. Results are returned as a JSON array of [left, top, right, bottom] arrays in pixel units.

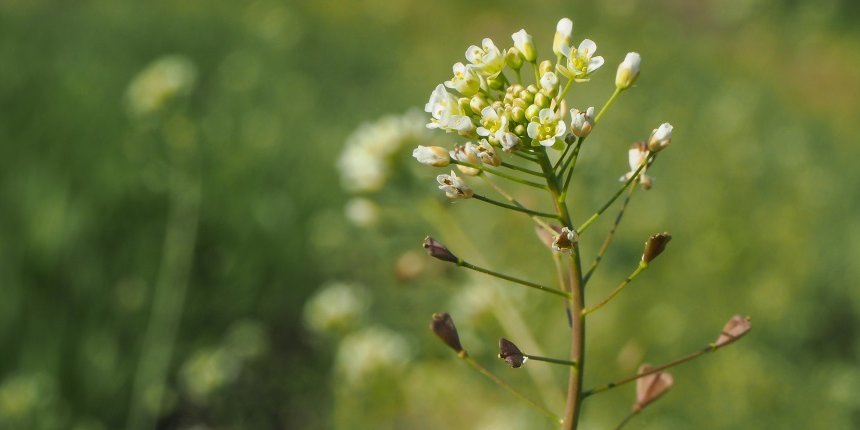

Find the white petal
[[539, 137, 555, 147], [556, 18, 573, 36], [555, 121, 567, 137], [465, 46, 482, 63], [578, 39, 597, 56], [538, 108, 554, 123], [527, 122, 539, 139], [587, 56, 605, 73]]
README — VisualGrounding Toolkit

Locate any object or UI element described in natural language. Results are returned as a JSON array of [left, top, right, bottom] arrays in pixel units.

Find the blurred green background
[[1, 0, 860, 429]]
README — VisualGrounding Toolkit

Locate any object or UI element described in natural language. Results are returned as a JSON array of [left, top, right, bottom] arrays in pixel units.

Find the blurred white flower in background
[[303, 282, 370, 334], [344, 197, 380, 227], [335, 326, 411, 385], [126, 55, 197, 117], [337, 109, 427, 192]]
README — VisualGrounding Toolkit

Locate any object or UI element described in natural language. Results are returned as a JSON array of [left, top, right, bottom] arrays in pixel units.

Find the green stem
[[511, 150, 540, 162], [535, 149, 586, 430], [452, 160, 548, 189], [583, 183, 638, 286], [479, 175, 557, 235], [532, 60, 541, 85], [582, 261, 648, 316], [501, 161, 544, 177], [458, 259, 572, 299], [127, 121, 201, 430], [576, 154, 653, 234], [614, 410, 640, 430], [526, 354, 579, 368], [557, 77, 575, 104], [560, 137, 585, 194], [594, 87, 622, 124], [461, 354, 562, 423], [515, 69, 523, 85], [583, 345, 718, 398], [473, 193, 560, 220]]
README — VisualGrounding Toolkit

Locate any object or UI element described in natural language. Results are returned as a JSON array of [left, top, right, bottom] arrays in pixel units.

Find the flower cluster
[[414, 17, 672, 199]]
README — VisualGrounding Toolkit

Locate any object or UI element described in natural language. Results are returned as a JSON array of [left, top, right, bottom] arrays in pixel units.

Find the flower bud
[[511, 106, 526, 123], [422, 236, 459, 263], [505, 47, 523, 70], [642, 232, 671, 263], [540, 72, 559, 96], [487, 76, 505, 90], [498, 131, 521, 152], [569, 107, 595, 138], [534, 92, 550, 109], [615, 52, 641, 90], [412, 145, 451, 167], [647, 123, 673, 152], [445, 62, 481, 96], [552, 227, 579, 253], [430, 312, 464, 353], [470, 95, 488, 114], [498, 338, 527, 368], [511, 29, 537, 63], [634, 364, 674, 412], [553, 18, 574, 58], [538, 60, 554, 76], [714, 315, 752, 347], [525, 104, 540, 121]]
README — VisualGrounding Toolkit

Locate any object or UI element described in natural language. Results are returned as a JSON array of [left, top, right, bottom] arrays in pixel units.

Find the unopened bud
[[615, 52, 641, 90], [422, 236, 459, 263], [647, 123, 673, 152], [512, 29, 537, 63], [714, 315, 752, 347], [540, 72, 559, 96], [642, 232, 671, 263], [470, 95, 488, 114], [430, 312, 464, 353], [634, 364, 674, 412], [553, 18, 573, 58], [498, 338, 527, 368], [505, 47, 523, 70], [538, 60, 554, 76], [412, 145, 451, 167]]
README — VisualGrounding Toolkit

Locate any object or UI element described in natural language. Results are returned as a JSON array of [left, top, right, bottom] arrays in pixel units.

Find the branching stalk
[[457, 259, 572, 299], [582, 261, 648, 316]]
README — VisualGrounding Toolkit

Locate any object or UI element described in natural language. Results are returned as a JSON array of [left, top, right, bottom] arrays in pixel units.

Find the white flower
[[437, 170, 474, 199], [616, 52, 641, 90], [412, 145, 451, 167], [560, 39, 605, 82], [445, 62, 481, 96], [465, 38, 505, 77], [303, 282, 369, 333], [476, 106, 507, 137], [527, 108, 567, 147], [540, 71, 559, 94], [126, 55, 197, 117], [647, 123, 673, 152], [450, 144, 481, 176], [424, 84, 474, 134], [553, 18, 574, 57], [336, 326, 411, 385], [473, 139, 501, 166], [345, 197, 380, 227], [569, 107, 595, 138], [512, 29, 536, 63], [620, 141, 653, 190]]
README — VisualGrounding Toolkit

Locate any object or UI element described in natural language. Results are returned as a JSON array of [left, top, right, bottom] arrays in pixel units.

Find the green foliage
[[1, 0, 859, 429]]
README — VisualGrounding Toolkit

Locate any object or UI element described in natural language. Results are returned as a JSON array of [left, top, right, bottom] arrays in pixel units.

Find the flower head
[[476, 106, 507, 138], [540, 71, 559, 95], [616, 52, 641, 90], [569, 107, 595, 138], [445, 62, 481, 96], [512, 29, 536, 63], [424, 84, 474, 135], [465, 38, 505, 77], [437, 170, 474, 199], [647, 123, 673, 152], [560, 39, 605, 82], [620, 141, 652, 189], [527, 108, 566, 147]]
